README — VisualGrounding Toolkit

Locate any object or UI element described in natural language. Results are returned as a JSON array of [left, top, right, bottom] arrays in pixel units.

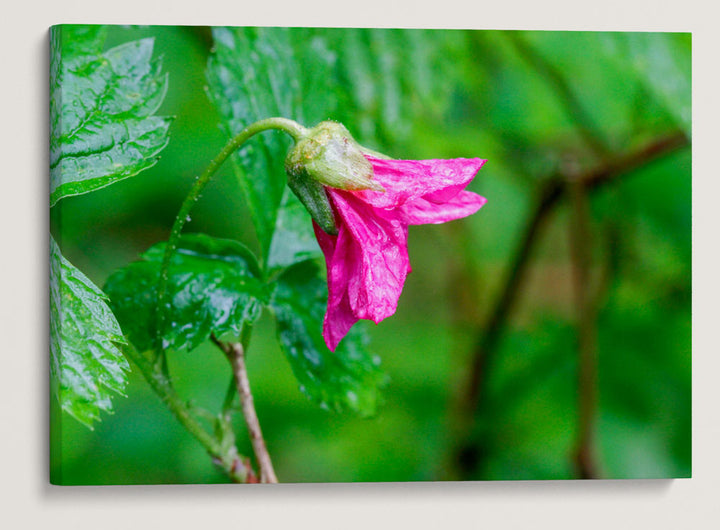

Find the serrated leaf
[[104, 234, 266, 353], [50, 25, 171, 206], [50, 235, 130, 428], [270, 260, 388, 415], [206, 27, 297, 261]]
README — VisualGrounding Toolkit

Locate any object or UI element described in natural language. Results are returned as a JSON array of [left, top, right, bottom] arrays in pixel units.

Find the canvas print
[[49, 25, 691, 484]]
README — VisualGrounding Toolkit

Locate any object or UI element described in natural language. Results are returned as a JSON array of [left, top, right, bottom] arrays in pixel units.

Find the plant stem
[[213, 337, 278, 484], [221, 323, 254, 415], [145, 119, 305, 481], [567, 175, 600, 479], [154, 118, 307, 353], [123, 346, 255, 483]]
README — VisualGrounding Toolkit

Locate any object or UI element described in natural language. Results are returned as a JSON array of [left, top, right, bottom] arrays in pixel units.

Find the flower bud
[[285, 121, 385, 192]]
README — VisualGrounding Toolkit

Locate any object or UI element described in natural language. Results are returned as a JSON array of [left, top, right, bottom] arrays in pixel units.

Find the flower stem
[[154, 117, 307, 353]]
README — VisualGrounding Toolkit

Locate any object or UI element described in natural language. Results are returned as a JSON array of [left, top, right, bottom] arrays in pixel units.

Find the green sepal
[[287, 172, 338, 235]]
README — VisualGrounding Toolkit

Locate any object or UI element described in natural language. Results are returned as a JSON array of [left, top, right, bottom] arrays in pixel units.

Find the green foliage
[[314, 28, 468, 148], [205, 27, 469, 267], [50, 25, 171, 206], [50, 236, 130, 428], [271, 260, 388, 415], [53, 26, 691, 483], [206, 27, 323, 263], [105, 234, 266, 353], [104, 232, 387, 415], [50, 25, 172, 428]]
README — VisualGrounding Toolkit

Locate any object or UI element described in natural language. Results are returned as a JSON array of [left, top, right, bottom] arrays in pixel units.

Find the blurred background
[[51, 26, 691, 483]]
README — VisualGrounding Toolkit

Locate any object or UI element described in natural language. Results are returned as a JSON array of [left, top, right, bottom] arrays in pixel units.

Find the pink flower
[[313, 155, 487, 351]]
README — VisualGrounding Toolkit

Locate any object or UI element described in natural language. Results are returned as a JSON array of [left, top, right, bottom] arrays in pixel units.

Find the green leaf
[[50, 235, 130, 428], [319, 28, 469, 148], [270, 260, 388, 415], [205, 27, 474, 269], [206, 27, 297, 261], [104, 234, 266, 353], [206, 27, 339, 267], [50, 25, 171, 206]]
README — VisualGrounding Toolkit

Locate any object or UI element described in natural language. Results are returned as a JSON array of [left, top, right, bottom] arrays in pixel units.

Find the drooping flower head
[[286, 122, 487, 351]]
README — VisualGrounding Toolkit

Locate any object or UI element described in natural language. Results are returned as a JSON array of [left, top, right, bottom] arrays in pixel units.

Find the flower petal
[[356, 156, 487, 209], [331, 191, 410, 321], [312, 155, 487, 351], [314, 189, 411, 351], [313, 221, 359, 351], [399, 190, 487, 225]]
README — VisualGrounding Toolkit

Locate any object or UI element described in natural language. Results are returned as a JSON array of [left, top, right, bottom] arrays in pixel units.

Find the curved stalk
[[154, 118, 307, 352]]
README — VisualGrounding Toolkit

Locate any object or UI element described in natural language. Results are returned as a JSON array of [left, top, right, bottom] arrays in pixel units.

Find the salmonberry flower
[[286, 122, 487, 351]]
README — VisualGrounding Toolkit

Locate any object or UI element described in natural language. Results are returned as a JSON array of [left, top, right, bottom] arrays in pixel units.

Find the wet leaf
[[206, 27, 469, 271], [206, 27, 340, 268], [104, 234, 266, 353], [270, 260, 388, 415], [50, 235, 130, 428], [206, 27, 299, 262], [50, 25, 171, 206]]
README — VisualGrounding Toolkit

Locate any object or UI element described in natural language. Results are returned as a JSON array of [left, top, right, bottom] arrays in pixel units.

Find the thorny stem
[[213, 336, 278, 484], [122, 346, 256, 483], [154, 118, 307, 360]]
